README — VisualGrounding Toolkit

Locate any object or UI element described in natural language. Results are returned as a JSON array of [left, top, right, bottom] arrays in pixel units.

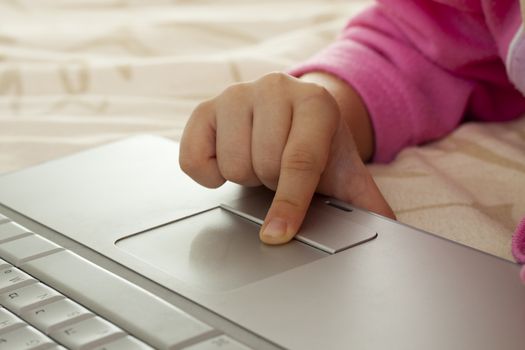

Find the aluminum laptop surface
[[0, 135, 523, 349]]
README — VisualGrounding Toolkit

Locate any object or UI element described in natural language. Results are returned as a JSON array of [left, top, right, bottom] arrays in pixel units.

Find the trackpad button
[[222, 193, 378, 254]]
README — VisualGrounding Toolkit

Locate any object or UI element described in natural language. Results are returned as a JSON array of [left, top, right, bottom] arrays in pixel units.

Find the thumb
[[344, 168, 396, 220], [320, 125, 396, 220]]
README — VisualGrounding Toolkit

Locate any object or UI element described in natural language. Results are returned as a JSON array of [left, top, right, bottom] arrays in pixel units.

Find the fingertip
[[259, 217, 296, 245]]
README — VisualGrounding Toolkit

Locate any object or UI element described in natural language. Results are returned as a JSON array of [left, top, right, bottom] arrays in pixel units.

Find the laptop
[[0, 134, 523, 350]]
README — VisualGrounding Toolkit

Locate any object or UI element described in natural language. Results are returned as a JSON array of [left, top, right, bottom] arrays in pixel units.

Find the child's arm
[[290, 1, 525, 163], [179, 71, 394, 245]]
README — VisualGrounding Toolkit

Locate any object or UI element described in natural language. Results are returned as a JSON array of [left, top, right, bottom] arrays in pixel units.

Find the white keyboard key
[[183, 335, 252, 350], [0, 258, 10, 270], [91, 335, 153, 350], [22, 250, 217, 349], [22, 298, 93, 334], [50, 316, 125, 350], [0, 282, 64, 315], [0, 214, 8, 225], [0, 222, 32, 244], [0, 308, 26, 334], [0, 325, 56, 350], [0, 235, 63, 266], [0, 267, 36, 293]]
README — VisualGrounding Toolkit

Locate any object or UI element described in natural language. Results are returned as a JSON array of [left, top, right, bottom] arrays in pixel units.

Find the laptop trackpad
[[116, 207, 327, 292]]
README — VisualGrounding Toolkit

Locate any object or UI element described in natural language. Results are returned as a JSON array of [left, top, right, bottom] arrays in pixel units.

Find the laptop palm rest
[[2, 135, 524, 349]]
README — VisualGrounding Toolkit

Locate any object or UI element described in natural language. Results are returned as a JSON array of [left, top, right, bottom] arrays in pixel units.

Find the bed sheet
[[1, 0, 524, 261]]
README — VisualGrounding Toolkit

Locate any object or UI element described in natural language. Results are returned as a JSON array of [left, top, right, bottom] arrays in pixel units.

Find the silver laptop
[[0, 135, 523, 350]]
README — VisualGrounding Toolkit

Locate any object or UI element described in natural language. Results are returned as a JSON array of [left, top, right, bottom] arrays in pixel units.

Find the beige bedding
[[1, 0, 524, 261]]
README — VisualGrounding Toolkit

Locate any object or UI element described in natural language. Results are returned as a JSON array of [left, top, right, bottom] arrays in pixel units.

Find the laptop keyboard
[[0, 214, 252, 350]]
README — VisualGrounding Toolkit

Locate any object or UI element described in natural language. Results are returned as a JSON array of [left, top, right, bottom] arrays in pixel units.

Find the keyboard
[[0, 213, 252, 350]]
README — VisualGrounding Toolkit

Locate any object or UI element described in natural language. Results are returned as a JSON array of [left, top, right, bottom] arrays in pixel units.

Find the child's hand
[[179, 72, 394, 245]]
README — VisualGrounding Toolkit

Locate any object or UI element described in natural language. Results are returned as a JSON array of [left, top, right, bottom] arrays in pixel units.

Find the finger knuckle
[[257, 72, 290, 91], [190, 100, 213, 119], [220, 83, 250, 102], [298, 83, 333, 104], [253, 156, 281, 186], [282, 146, 321, 174], [272, 196, 303, 211], [295, 84, 340, 128], [219, 153, 254, 184]]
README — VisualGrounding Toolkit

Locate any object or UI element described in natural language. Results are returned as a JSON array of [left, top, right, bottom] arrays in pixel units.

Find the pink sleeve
[[513, 217, 525, 263], [513, 217, 525, 283], [289, 1, 525, 162]]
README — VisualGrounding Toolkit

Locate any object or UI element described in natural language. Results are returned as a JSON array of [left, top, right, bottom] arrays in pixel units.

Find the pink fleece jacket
[[290, 0, 525, 277]]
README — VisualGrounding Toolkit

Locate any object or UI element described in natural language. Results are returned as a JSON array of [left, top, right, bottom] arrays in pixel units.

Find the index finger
[[260, 88, 339, 244]]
